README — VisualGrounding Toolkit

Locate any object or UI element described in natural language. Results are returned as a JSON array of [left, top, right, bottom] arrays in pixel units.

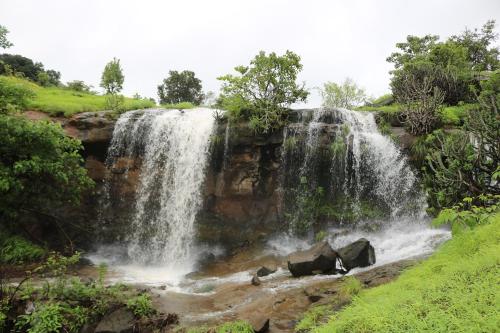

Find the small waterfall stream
[[97, 108, 216, 275]]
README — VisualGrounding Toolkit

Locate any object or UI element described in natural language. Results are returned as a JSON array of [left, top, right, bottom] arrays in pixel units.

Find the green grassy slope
[[1, 76, 155, 117], [309, 214, 499, 333]]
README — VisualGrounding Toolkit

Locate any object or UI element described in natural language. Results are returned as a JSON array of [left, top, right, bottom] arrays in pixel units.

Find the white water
[[95, 108, 216, 279]]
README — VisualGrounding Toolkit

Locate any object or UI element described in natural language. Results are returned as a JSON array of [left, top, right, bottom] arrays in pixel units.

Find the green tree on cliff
[[157, 70, 204, 105], [321, 78, 367, 109], [218, 50, 309, 133]]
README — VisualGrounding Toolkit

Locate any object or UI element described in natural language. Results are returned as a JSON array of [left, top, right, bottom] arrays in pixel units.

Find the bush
[[126, 294, 156, 318], [0, 75, 35, 113], [0, 115, 94, 225], [0, 233, 45, 264]]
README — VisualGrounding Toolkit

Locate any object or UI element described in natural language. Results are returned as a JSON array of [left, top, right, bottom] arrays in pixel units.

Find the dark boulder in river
[[256, 264, 277, 277], [337, 238, 376, 271], [287, 241, 339, 277]]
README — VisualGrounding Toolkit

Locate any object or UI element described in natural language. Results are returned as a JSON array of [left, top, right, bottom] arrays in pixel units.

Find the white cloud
[[1, 0, 499, 106]]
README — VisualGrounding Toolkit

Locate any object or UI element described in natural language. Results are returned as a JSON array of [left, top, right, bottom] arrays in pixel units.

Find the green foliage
[[440, 103, 477, 125], [215, 320, 254, 333], [296, 277, 362, 332], [218, 50, 308, 133], [0, 115, 94, 224], [16, 303, 65, 333], [314, 230, 328, 242], [338, 276, 362, 302], [0, 75, 35, 113], [104, 93, 125, 112], [157, 70, 204, 105], [0, 232, 45, 264], [0, 24, 13, 49], [423, 72, 499, 210], [126, 294, 156, 318], [312, 213, 500, 333], [161, 101, 196, 110], [370, 94, 394, 106], [433, 195, 499, 235], [100, 57, 124, 94], [296, 305, 333, 333], [0, 54, 61, 86], [65, 80, 94, 93], [388, 21, 499, 108], [0, 76, 154, 116], [321, 78, 367, 109]]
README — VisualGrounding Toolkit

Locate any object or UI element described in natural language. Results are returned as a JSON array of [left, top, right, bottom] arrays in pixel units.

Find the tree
[[0, 54, 44, 81], [450, 19, 499, 72], [218, 50, 308, 133], [0, 115, 94, 225], [157, 70, 203, 105], [321, 78, 367, 109], [0, 24, 13, 49], [100, 57, 124, 94]]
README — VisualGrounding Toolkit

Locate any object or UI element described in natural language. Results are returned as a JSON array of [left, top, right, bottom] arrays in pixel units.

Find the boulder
[[94, 307, 135, 333], [287, 241, 338, 277], [337, 238, 376, 271], [251, 275, 261, 286], [256, 264, 277, 277]]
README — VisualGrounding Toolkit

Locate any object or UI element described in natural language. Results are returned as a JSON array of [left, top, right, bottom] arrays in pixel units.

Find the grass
[[440, 103, 477, 125], [355, 104, 401, 113], [0, 75, 156, 117], [160, 102, 196, 109], [310, 213, 500, 333]]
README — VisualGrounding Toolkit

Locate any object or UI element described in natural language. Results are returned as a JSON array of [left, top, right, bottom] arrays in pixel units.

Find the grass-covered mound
[[309, 214, 499, 333], [0, 76, 155, 117]]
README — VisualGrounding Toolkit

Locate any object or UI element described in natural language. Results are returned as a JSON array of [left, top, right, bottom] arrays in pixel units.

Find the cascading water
[[281, 108, 427, 230], [96, 108, 216, 276]]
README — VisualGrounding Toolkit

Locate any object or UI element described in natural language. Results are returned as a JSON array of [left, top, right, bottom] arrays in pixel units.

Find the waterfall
[[99, 108, 216, 271], [281, 108, 425, 231]]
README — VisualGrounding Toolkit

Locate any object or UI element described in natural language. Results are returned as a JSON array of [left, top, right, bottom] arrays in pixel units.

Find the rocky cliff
[[24, 109, 416, 251]]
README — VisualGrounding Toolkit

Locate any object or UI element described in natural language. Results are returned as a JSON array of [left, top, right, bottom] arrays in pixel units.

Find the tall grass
[[1, 76, 155, 117], [312, 213, 500, 333]]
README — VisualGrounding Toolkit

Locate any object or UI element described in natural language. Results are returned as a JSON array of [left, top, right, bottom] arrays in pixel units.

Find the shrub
[[0, 75, 35, 113], [0, 233, 45, 264], [126, 294, 156, 318]]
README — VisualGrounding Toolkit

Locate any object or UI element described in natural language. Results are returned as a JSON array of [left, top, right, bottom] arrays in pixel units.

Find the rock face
[[287, 241, 339, 277], [337, 238, 376, 271]]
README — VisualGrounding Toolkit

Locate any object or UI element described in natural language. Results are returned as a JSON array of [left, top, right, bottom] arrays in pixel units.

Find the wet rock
[[251, 275, 261, 286], [247, 316, 270, 333], [287, 241, 338, 277], [94, 307, 135, 333], [337, 238, 376, 271], [256, 264, 277, 277]]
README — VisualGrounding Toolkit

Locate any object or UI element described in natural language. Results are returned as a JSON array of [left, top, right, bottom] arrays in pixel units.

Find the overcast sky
[[1, 0, 499, 106]]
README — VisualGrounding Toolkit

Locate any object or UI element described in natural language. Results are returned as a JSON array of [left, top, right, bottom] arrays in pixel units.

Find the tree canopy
[[321, 78, 367, 109], [157, 70, 204, 105], [218, 50, 308, 133], [100, 57, 124, 94]]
